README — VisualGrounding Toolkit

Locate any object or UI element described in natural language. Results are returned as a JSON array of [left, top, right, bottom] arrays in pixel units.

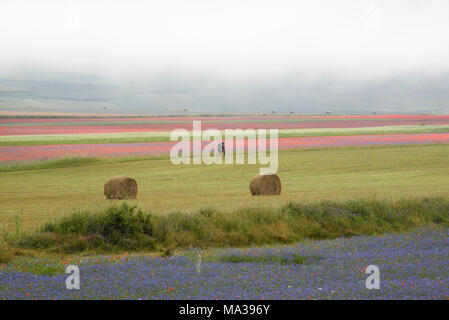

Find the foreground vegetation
[[2, 197, 448, 260], [2, 227, 448, 299]]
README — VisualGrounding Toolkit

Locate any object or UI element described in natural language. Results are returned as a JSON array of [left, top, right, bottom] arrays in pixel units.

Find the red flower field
[[1, 115, 449, 164], [1, 133, 449, 164], [2, 118, 449, 135]]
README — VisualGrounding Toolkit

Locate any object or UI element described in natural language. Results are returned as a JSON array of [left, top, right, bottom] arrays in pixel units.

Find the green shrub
[[18, 203, 155, 253]]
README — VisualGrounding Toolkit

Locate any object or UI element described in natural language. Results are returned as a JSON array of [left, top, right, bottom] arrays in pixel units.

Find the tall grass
[[0, 240, 13, 264], [0, 213, 24, 264], [10, 197, 449, 254]]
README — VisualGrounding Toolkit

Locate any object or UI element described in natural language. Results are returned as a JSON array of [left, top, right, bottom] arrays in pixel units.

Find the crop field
[[1, 115, 449, 164], [4, 0, 449, 305], [2, 133, 449, 163], [2, 115, 449, 136], [1, 143, 449, 231], [1, 125, 449, 146], [1, 114, 449, 300]]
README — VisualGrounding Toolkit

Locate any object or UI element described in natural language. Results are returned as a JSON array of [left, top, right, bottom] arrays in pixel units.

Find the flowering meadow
[[1, 227, 448, 300], [1, 132, 449, 163], [2, 115, 449, 135], [1, 114, 449, 163]]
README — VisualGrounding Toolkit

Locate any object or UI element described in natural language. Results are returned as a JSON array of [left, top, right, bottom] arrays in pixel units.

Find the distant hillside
[[1, 71, 449, 115]]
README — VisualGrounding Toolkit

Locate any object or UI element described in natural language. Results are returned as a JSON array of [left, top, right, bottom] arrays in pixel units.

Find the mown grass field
[[1, 143, 449, 232]]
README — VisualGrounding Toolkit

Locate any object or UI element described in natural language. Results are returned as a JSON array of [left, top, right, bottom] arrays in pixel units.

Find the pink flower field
[[1, 115, 449, 164], [2, 115, 449, 135], [1, 132, 449, 164]]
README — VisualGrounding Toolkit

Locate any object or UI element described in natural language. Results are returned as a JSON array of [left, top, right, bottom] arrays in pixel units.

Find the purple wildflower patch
[[1, 228, 448, 300]]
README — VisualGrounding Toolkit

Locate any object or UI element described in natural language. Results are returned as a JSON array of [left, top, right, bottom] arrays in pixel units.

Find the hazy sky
[[1, 0, 449, 79], [1, 1, 449, 114]]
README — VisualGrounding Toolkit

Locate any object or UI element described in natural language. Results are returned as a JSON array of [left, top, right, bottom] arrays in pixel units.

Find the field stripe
[[1, 119, 449, 136], [0, 125, 448, 146], [1, 132, 449, 164]]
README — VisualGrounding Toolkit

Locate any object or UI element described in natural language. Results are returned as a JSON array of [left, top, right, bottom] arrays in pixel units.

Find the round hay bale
[[104, 176, 138, 200], [249, 173, 281, 196]]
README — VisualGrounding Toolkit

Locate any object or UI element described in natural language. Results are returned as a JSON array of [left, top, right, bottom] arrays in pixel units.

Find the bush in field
[[11, 197, 449, 254], [16, 203, 155, 252], [42, 203, 153, 238]]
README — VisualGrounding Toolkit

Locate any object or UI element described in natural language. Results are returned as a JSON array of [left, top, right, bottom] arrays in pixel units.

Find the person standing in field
[[221, 141, 225, 156]]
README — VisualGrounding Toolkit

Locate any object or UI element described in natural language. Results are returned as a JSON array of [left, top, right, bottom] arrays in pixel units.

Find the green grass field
[[1, 143, 449, 232], [1, 125, 448, 146]]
